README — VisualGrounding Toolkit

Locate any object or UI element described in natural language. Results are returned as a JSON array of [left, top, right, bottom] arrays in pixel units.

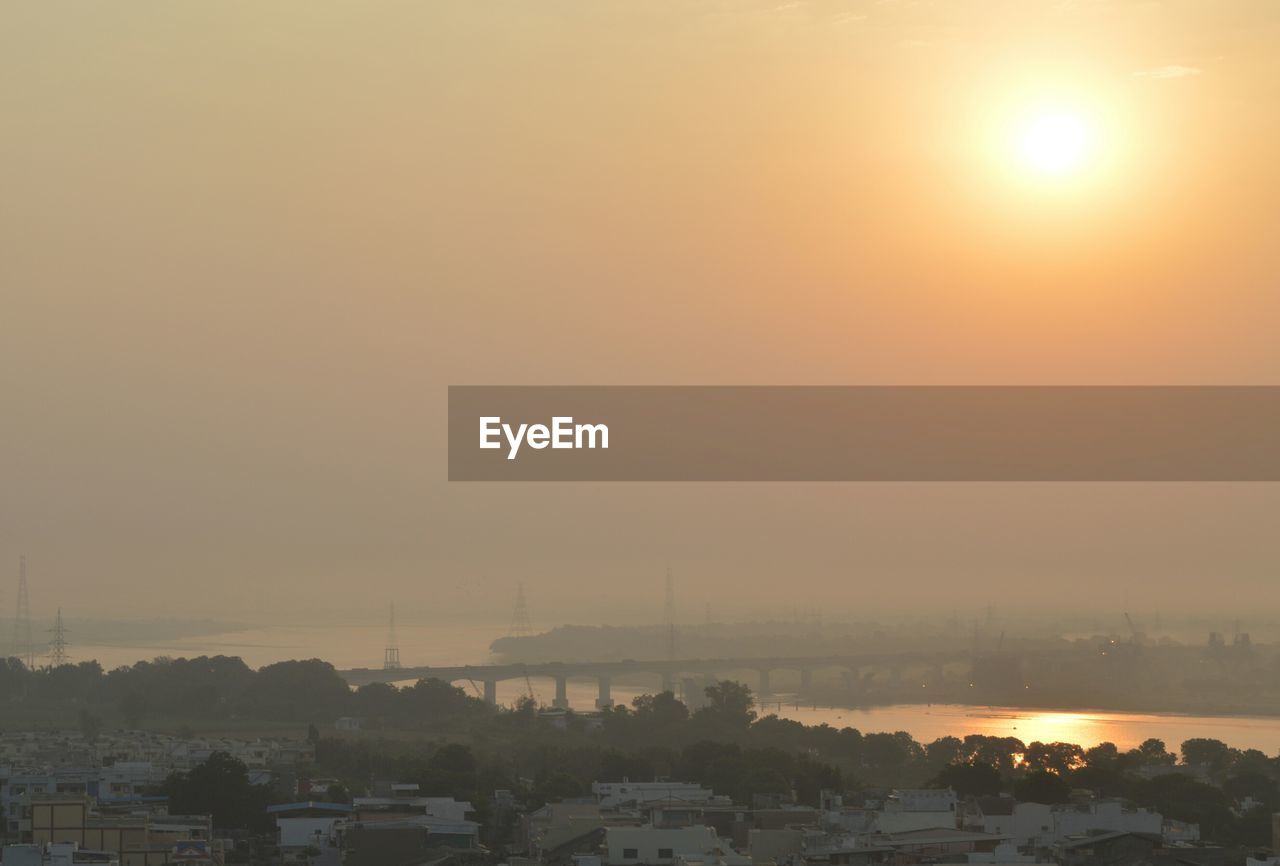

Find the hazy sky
[[2, 1, 1278, 628]]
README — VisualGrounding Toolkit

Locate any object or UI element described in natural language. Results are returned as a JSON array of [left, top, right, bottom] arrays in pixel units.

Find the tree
[[680, 741, 746, 795], [239, 659, 351, 721], [932, 762, 1002, 798], [403, 677, 488, 723], [736, 767, 791, 805], [1023, 741, 1085, 775], [632, 691, 690, 726], [429, 743, 478, 774], [925, 736, 964, 766], [418, 743, 481, 802], [598, 750, 655, 782], [120, 691, 148, 728], [1181, 739, 1235, 774], [1141, 773, 1236, 842], [164, 751, 272, 832], [1223, 772, 1279, 809], [78, 709, 102, 743], [1014, 770, 1071, 804], [1129, 738, 1176, 767], [961, 735, 1027, 773], [532, 771, 585, 805], [1073, 742, 1130, 794], [861, 731, 924, 779], [792, 753, 844, 807], [700, 681, 757, 727], [1084, 742, 1120, 768], [1237, 805, 1275, 847]]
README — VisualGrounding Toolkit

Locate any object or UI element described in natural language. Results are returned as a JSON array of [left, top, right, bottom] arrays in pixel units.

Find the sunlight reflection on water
[[75, 623, 1280, 752]]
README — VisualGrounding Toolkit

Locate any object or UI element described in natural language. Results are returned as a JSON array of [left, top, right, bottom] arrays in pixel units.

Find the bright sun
[[1015, 108, 1095, 176]]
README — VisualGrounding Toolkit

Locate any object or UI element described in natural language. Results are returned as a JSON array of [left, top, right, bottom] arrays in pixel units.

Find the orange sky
[[1, 1, 1278, 627]]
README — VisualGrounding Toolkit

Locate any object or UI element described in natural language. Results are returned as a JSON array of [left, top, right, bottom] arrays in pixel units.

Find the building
[[1055, 831, 1163, 866], [27, 796, 215, 866], [267, 801, 353, 855], [520, 802, 608, 856], [337, 788, 482, 861], [593, 783, 726, 811], [603, 826, 750, 866], [874, 789, 958, 834], [1, 842, 121, 865], [873, 827, 1011, 863], [964, 796, 1182, 854]]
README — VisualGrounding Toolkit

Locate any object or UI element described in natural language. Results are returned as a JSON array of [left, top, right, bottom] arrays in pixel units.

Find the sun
[[1014, 108, 1095, 176]]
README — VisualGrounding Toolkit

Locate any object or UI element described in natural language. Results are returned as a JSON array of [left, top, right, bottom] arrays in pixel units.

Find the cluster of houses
[[269, 783, 483, 866], [2, 729, 1277, 866], [500, 781, 1237, 866], [269, 778, 1267, 866], [0, 731, 314, 865]]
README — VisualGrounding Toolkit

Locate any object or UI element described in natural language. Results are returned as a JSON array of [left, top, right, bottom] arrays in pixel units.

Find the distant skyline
[[3, 1, 1278, 621]]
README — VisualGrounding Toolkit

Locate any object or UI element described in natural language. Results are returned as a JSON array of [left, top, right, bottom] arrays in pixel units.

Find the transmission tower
[[664, 565, 677, 659], [13, 555, 34, 670], [49, 607, 70, 667], [383, 603, 401, 670], [509, 583, 533, 637]]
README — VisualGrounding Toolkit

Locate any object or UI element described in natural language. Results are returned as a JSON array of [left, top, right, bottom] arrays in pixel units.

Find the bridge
[[338, 650, 973, 709]]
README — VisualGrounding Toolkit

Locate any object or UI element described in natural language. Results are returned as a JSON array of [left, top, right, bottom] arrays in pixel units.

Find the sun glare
[[1014, 108, 1095, 176]]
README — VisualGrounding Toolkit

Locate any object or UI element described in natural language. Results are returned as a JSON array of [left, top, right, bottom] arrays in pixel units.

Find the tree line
[[6, 655, 1279, 846]]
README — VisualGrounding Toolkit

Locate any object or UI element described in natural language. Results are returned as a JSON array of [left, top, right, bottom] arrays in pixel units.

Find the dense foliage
[[7, 655, 1279, 848]]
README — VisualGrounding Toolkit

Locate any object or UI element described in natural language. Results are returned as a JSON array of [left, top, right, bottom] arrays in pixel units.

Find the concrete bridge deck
[[338, 651, 969, 708]]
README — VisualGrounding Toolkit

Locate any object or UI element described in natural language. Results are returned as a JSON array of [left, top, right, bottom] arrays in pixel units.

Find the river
[[73, 620, 1280, 753]]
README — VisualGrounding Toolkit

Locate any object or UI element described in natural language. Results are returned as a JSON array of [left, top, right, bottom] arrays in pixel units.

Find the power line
[[664, 565, 677, 660], [383, 602, 402, 670], [13, 555, 34, 670], [49, 607, 70, 667], [509, 583, 533, 638]]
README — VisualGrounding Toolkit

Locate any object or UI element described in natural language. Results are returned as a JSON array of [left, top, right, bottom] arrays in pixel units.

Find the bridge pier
[[596, 675, 613, 709], [553, 676, 570, 709], [758, 668, 771, 697], [800, 668, 812, 693], [483, 679, 497, 705], [682, 676, 706, 710], [661, 671, 675, 694]]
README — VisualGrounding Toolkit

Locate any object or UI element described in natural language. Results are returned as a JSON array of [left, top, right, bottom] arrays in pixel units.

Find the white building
[[351, 793, 474, 823], [875, 789, 958, 833], [1, 843, 120, 865], [593, 782, 722, 810], [604, 826, 749, 866], [277, 816, 346, 849], [966, 796, 1177, 852]]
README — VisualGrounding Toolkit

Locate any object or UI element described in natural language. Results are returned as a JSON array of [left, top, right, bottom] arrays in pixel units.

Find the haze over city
[[3, 4, 1280, 865], [2, 0, 1279, 751], [3, 1, 1279, 626]]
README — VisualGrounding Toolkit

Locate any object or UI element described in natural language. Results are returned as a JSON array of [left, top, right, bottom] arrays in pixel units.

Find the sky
[[1, 1, 1278, 629]]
